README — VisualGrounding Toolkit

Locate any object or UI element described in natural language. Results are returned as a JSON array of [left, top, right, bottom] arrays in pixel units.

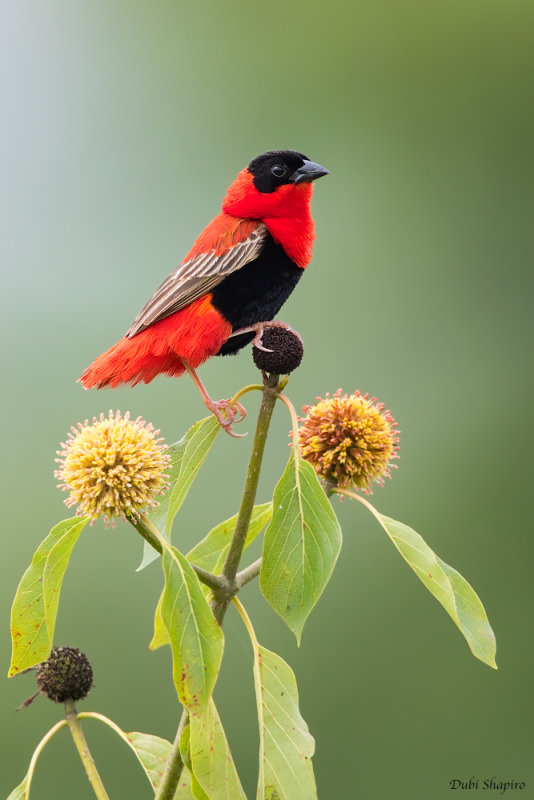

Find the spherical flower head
[[37, 646, 93, 703], [55, 411, 170, 525], [297, 390, 399, 493], [253, 328, 304, 374]]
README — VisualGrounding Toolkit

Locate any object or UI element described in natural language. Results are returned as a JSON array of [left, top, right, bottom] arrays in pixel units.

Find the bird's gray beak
[[292, 159, 329, 184]]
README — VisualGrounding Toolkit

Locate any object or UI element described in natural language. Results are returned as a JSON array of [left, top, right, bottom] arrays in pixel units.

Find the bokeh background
[[1, 1, 533, 798]]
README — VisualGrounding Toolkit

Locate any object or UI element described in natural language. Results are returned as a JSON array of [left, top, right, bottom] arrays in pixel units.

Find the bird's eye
[[271, 164, 285, 177]]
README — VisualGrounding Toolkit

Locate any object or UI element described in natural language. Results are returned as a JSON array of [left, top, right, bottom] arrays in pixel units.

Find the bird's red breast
[[222, 170, 315, 269]]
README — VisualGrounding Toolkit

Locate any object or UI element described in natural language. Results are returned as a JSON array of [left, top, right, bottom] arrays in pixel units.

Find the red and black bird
[[80, 150, 328, 434]]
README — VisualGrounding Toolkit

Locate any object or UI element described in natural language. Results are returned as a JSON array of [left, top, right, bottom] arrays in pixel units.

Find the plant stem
[[232, 595, 259, 647], [64, 699, 110, 800], [276, 390, 300, 442], [333, 486, 378, 515], [134, 515, 162, 554], [224, 373, 281, 582], [154, 709, 189, 800], [212, 373, 280, 622], [25, 719, 68, 796], [190, 562, 230, 593], [236, 556, 262, 588], [136, 512, 228, 593]]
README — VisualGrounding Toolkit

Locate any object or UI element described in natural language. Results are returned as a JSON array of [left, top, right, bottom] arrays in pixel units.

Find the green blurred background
[[1, 1, 533, 797]]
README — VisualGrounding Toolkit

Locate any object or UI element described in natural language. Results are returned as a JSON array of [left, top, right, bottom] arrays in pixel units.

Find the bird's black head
[[247, 150, 329, 193]]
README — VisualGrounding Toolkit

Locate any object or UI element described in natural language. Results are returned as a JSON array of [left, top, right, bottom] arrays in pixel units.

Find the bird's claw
[[250, 320, 303, 352], [252, 330, 273, 352], [208, 398, 247, 438]]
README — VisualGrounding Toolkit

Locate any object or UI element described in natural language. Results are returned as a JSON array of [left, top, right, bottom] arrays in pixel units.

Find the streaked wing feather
[[127, 223, 268, 337]]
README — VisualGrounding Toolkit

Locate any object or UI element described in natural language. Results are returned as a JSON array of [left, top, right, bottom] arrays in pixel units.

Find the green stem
[[333, 486, 378, 515], [25, 719, 68, 798], [222, 374, 280, 581], [154, 709, 189, 800], [136, 513, 228, 593], [231, 382, 264, 403], [276, 390, 300, 443], [228, 387, 297, 594], [233, 595, 259, 648], [212, 373, 280, 622], [64, 699, 110, 800], [134, 514, 162, 554], [190, 562, 229, 593], [236, 556, 262, 588]]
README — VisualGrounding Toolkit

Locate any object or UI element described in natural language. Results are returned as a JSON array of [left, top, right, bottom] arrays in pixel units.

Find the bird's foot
[[205, 397, 247, 438], [181, 358, 247, 438], [231, 320, 302, 352]]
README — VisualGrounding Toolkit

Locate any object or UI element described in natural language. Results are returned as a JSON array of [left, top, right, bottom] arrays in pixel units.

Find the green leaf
[[125, 730, 194, 797], [77, 712, 196, 797], [149, 590, 169, 650], [176, 723, 208, 800], [150, 503, 272, 650], [254, 645, 316, 799], [9, 517, 89, 676], [7, 777, 28, 800], [370, 509, 497, 668], [234, 598, 317, 799], [188, 699, 247, 800], [137, 437, 186, 570], [188, 502, 272, 574], [124, 731, 173, 791], [138, 417, 221, 570], [161, 545, 224, 709], [171, 768, 196, 799], [179, 721, 193, 773], [190, 773, 210, 800], [166, 417, 221, 536], [138, 538, 161, 572], [260, 452, 342, 643]]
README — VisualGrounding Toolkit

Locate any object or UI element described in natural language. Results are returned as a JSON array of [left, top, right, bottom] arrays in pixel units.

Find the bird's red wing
[[127, 218, 268, 337]]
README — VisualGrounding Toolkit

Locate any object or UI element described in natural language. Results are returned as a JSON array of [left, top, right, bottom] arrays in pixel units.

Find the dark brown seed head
[[252, 328, 304, 375], [36, 646, 93, 703]]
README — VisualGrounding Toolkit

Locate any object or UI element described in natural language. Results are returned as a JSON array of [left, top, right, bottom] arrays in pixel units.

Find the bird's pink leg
[[181, 359, 247, 438], [229, 320, 303, 352]]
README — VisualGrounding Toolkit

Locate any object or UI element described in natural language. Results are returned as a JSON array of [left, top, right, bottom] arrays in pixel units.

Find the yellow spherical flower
[[55, 411, 170, 525], [297, 390, 399, 492]]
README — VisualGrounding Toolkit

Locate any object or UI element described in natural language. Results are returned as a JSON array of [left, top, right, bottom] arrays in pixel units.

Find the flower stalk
[[213, 372, 281, 617], [65, 699, 110, 800]]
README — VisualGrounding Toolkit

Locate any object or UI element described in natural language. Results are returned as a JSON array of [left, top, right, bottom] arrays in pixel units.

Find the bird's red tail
[[80, 295, 231, 389]]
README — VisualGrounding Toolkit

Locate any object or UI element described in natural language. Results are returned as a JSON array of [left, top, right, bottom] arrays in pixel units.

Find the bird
[[80, 150, 329, 435]]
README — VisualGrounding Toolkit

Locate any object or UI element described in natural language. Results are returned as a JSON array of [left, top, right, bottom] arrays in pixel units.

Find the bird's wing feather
[[127, 220, 268, 337]]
